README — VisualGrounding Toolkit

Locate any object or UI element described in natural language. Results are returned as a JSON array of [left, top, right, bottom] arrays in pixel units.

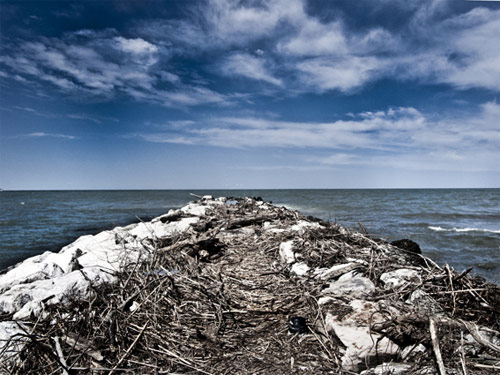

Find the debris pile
[[0, 196, 499, 374]]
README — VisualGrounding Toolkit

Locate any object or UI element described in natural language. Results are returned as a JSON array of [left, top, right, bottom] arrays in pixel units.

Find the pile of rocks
[[0, 196, 498, 374]]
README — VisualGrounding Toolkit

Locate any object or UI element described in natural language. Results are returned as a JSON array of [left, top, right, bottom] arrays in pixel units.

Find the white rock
[[323, 271, 375, 298], [0, 268, 116, 318], [0, 321, 27, 362], [318, 296, 335, 305], [0, 252, 67, 294], [291, 220, 321, 233], [181, 203, 207, 216], [153, 217, 199, 237], [407, 289, 442, 314], [326, 314, 399, 371], [279, 241, 295, 264], [325, 299, 400, 371], [202, 195, 213, 200], [380, 268, 421, 289], [291, 262, 310, 276], [151, 209, 180, 223], [0, 230, 132, 294]]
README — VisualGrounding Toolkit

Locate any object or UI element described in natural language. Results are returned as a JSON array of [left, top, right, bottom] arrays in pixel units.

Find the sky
[[0, 0, 499, 190]]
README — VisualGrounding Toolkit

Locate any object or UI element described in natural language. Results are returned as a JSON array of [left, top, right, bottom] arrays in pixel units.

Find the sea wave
[[428, 226, 500, 234]]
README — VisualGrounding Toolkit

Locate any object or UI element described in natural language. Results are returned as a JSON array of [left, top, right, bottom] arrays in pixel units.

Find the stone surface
[[323, 271, 375, 298], [0, 321, 27, 363], [325, 313, 399, 371], [380, 268, 421, 289], [279, 241, 295, 264], [291, 262, 310, 276], [324, 299, 401, 371], [290, 220, 321, 233], [406, 289, 443, 314]]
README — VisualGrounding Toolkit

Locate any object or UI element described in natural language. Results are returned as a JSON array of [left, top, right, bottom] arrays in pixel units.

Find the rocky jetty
[[0, 196, 499, 374]]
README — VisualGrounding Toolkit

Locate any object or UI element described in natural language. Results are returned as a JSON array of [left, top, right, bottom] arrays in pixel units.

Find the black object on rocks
[[288, 316, 308, 334], [391, 239, 422, 254]]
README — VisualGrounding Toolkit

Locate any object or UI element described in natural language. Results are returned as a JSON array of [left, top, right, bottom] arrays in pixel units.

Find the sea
[[1, 189, 499, 283]]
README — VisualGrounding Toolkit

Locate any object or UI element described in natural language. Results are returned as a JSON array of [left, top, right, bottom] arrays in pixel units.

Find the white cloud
[[277, 18, 347, 56], [134, 102, 500, 171], [3, 0, 500, 102], [295, 56, 386, 92], [220, 53, 282, 86], [13, 106, 118, 124], [113, 37, 158, 66], [113, 37, 157, 55], [138, 0, 305, 49], [0, 31, 234, 107], [135, 106, 424, 149], [25, 132, 76, 140]]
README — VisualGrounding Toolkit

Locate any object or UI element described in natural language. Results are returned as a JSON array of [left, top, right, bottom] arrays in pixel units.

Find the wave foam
[[428, 226, 500, 234]]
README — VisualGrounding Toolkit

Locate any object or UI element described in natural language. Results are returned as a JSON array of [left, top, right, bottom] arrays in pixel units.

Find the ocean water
[[1, 189, 499, 282]]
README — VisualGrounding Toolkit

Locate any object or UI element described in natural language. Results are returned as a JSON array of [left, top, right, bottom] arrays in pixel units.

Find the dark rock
[[188, 238, 225, 261], [288, 316, 308, 334], [160, 212, 184, 223], [191, 219, 217, 232], [390, 239, 422, 255]]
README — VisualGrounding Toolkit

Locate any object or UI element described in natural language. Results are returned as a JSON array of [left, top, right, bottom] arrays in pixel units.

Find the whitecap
[[428, 226, 500, 234]]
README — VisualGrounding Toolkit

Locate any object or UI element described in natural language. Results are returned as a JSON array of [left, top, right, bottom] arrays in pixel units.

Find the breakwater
[[0, 196, 499, 374]]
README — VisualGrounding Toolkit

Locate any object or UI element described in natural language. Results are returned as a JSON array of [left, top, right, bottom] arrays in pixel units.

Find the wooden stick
[[53, 336, 69, 375], [454, 267, 473, 282], [459, 331, 468, 375], [459, 319, 500, 353], [429, 317, 447, 375], [473, 364, 500, 370], [445, 264, 456, 316]]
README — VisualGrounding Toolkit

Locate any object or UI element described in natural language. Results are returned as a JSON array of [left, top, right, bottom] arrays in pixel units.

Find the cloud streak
[[0, 30, 233, 107], [24, 132, 76, 140], [134, 101, 500, 171]]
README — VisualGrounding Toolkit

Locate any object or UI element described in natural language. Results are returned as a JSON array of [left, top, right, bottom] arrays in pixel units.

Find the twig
[[472, 364, 500, 370], [459, 319, 500, 353], [68, 367, 130, 372], [109, 321, 148, 374], [152, 346, 214, 375], [454, 267, 473, 282], [53, 336, 69, 375], [445, 264, 456, 316], [460, 331, 468, 375], [429, 317, 447, 375]]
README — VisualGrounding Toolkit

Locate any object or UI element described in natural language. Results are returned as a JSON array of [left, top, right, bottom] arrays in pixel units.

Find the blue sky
[[1, 0, 499, 189]]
